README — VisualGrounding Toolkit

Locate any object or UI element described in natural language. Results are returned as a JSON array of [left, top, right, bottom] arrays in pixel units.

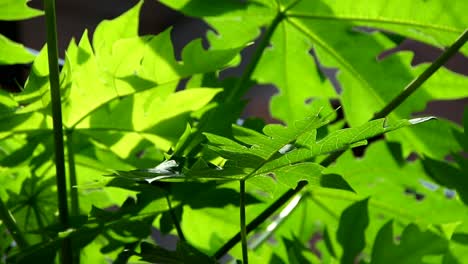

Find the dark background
[[1, 0, 467, 123]]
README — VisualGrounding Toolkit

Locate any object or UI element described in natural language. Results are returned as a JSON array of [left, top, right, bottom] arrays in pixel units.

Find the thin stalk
[[248, 193, 304, 250], [32, 204, 47, 241], [66, 131, 79, 217], [44, 0, 73, 262], [114, 242, 138, 264], [373, 29, 468, 119], [239, 180, 248, 264], [213, 181, 308, 259], [213, 28, 468, 259], [66, 130, 80, 263], [0, 198, 29, 248], [165, 195, 186, 241], [225, 12, 283, 103]]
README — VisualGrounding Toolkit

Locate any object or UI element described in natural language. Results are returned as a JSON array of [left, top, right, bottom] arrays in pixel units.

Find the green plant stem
[[114, 242, 138, 264], [239, 180, 249, 264], [0, 198, 29, 249], [225, 12, 283, 103], [213, 28, 468, 259], [165, 195, 186, 241], [32, 204, 47, 241], [66, 131, 79, 217], [214, 181, 308, 259], [44, 0, 73, 262], [66, 131, 80, 263], [373, 28, 468, 120]]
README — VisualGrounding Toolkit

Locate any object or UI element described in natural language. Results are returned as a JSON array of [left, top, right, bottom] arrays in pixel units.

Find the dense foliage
[[0, 0, 467, 263]]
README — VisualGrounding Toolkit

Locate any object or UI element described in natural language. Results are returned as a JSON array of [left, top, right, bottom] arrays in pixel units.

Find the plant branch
[[66, 131, 79, 217], [114, 242, 138, 264], [0, 198, 29, 249], [165, 195, 186, 241], [239, 180, 249, 264], [213, 181, 308, 259], [225, 11, 283, 104], [44, 0, 73, 262], [373, 28, 468, 119], [66, 130, 80, 263]]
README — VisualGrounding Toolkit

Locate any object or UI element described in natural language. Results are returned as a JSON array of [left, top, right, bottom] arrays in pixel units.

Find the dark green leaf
[[140, 241, 217, 264], [371, 221, 448, 264], [336, 198, 369, 264]]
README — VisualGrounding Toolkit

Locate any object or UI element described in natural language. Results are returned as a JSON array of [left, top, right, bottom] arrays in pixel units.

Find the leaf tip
[[408, 116, 436, 125]]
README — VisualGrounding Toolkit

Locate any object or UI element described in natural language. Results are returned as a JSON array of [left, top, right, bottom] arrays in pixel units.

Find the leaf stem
[[373, 29, 468, 119], [165, 195, 186, 241], [66, 131, 79, 217], [0, 198, 29, 249], [114, 242, 138, 264], [213, 181, 308, 259], [239, 180, 249, 264], [224, 11, 283, 103], [66, 130, 80, 263], [44, 0, 73, 262]]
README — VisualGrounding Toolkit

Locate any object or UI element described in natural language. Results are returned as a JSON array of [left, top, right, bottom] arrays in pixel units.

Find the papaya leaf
[[140, 241, 217, 264], [160, 0, 468, 159], [371, 221, 448, 264], [112, 112, 434, 195], [325, 141, 468, 225], [6, 175, 57, 242], [283, 235, 321, 264], [0, 1, 243, 214], [0, 35, 35, 65], [287, 0, 468, 55], [336, 198, 369, 264], [0, 0, 43, 20]]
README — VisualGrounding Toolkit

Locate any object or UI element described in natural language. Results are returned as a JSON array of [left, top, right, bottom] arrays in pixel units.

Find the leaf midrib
[[286, 12, 463, 34], [243, 115, 326, 180]]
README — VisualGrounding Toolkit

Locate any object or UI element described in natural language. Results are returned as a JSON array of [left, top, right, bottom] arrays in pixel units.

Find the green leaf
[[0, 34, 35, 65], [287, 0, 468, 55], [325, 141, 468, 225], [140, 241, 217, 264], [164, 0, 468, 158], [288, 18, 467, 158], [124, 114, 432, 189], [307, 117, 433, 156], [422, 156, 468, 205], [0, 0, 43, 20], [158, 0, 275, 47], [75, 87, 222, 152], [371, 221, 448, 264], [336, 198, 369, 264], [6, 175, 57, 242], [252, 20, 336, 122], [92, 1, 143, 63], [283, 236, 321, 264]]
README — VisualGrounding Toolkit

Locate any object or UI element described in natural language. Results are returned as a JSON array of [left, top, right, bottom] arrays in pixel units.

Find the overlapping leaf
[[287, 0, 468, 55], [371, 221, 448, 264], [324, 141, 468, 225], [159, 0, 468, 160], [204, 115, 432, 186], [113, 109, 434, 196], [0, 35, 35, 65], [0, 0, 42, 66], [0, 0, 245, 204], [0, 0, 43, 21], [0, 3, 247, 258]]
